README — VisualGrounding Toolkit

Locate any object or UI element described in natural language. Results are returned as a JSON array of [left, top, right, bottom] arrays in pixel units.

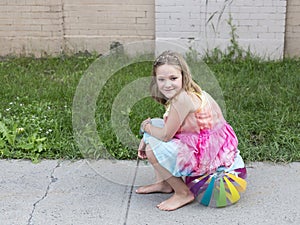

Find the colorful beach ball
[[185, 167, 247, 207]]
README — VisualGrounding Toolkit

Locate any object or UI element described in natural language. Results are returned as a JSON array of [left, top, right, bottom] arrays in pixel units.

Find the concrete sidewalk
[[0, 160, 299, 225]]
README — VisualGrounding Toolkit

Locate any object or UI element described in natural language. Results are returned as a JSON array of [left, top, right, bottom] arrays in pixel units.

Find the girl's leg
[[136, 140, 173, 194], [144, 145, 194, 211]]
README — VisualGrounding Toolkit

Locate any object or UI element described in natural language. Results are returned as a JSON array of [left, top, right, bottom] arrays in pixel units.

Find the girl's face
[[155, 64, 183, 99]]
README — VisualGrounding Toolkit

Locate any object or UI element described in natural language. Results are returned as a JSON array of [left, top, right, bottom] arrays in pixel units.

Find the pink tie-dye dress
[[143, 91, 240, 177]]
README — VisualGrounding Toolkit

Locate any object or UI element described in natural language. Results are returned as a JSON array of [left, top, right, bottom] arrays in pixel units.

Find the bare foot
[[136, 181, 173, 194], [157, 191, 195, 211]]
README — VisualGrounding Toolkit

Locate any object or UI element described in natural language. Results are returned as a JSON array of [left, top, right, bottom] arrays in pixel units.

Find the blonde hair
[[150, 50, 202, 105]]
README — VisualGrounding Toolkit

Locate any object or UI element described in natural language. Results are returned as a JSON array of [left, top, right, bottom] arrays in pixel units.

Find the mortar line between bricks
[[123, 158, 140, 225], [27, 161, 61, 225]]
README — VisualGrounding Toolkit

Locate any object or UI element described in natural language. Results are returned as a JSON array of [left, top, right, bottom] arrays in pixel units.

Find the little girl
[[136, 50, 246, 211]]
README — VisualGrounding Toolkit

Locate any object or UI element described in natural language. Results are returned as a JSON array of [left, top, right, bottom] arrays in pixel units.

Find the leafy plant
[[0, 110, 48, 163]]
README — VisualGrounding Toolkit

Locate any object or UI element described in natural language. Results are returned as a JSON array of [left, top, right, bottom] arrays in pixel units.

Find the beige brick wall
[[285, 0, 300, 57], [0, 0, 63, 56], [0, 0, 299, 58], [63, 0, 154, 54], [0, 0, 154, 56]]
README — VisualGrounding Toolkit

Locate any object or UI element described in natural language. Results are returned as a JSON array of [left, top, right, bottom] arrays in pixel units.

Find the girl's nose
[[165, 80, 172, 87]]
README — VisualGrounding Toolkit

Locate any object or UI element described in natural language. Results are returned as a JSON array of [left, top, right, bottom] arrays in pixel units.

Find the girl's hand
[[140, 118, 151, 134], [137, 139, 147, 159]]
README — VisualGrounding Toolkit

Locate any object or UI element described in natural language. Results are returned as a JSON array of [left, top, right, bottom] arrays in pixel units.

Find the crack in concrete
[[123, 159, 140, 225], [27, 161, 61, 225]]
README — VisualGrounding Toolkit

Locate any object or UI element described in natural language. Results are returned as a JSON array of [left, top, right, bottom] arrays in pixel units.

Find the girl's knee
[[150, 118, 164, 128]]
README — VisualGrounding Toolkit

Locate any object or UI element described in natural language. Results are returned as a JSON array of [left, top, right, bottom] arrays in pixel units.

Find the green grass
[[96, 61, 164, 159], [206, 58, 300, 162], [0, 55, 95, 161], [0, 53, 299, 163]]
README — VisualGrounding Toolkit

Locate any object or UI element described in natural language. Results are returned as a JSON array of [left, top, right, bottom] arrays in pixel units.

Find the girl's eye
[[171, 77, 178, 81], [158, 78, 164, 82]]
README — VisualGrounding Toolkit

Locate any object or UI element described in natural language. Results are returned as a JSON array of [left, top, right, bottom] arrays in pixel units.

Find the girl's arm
[[143, 91, 195, 142], [137, 139, 147, 159]]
